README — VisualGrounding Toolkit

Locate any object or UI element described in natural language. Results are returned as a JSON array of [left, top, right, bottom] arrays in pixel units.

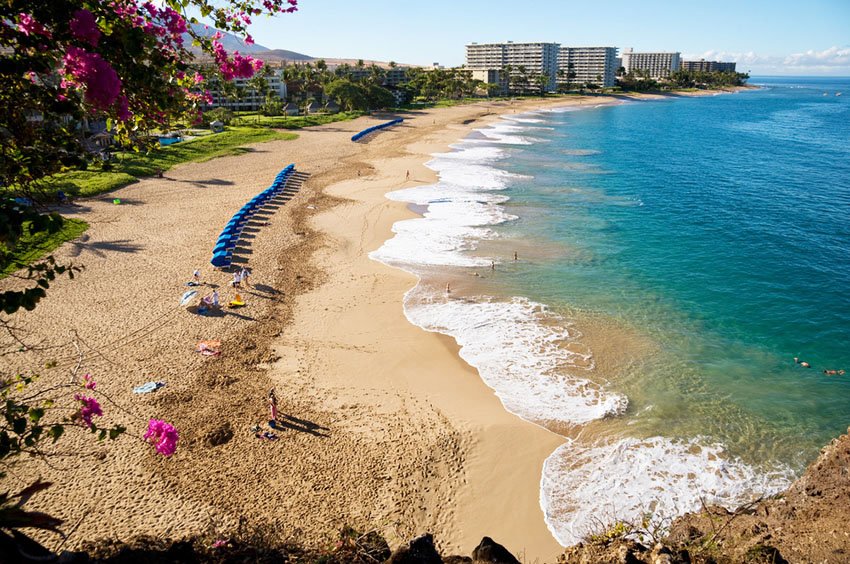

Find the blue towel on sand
[[133, 381, 166, 394]]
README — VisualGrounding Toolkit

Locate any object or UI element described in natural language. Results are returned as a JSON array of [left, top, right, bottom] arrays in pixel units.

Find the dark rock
[[387, 533, 442, 564], [472, 537, 520, 564], [444, 556, 473, 564]]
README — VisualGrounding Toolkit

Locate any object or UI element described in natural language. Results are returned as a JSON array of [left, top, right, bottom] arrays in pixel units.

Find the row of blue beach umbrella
[[210, 164, 295, 268], [351, 118, 404, 142]]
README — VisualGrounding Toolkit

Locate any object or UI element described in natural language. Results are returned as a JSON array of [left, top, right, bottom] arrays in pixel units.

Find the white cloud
[[682, 47, 850, 75], [783, 46, 850, 67], [683, 50, 777, 66]]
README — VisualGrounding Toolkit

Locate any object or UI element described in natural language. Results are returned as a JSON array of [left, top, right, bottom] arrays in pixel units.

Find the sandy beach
[[1, 94, 630, 561]]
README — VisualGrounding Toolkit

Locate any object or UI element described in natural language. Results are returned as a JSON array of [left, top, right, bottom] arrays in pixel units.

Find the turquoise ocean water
[[372, 77, 850, 544]]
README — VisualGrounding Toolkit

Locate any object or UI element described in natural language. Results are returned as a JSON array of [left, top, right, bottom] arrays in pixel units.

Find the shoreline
[[0, 88, 752, 561], [273, 97, 586, 559]]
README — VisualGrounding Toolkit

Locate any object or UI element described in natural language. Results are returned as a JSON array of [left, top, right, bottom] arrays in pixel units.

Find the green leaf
[[109, 425, 127, 440], [28, 407, 44, 423]]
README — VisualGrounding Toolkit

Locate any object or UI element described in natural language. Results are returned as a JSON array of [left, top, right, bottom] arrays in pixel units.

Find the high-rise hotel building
[[680, 59, 737, 73], [557, 47, 619, 88], [466, 42, 560, 92], [621, 49, 681, 78]]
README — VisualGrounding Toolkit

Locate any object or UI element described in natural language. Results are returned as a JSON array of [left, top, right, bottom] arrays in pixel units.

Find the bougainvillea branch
[[0, 0, 298, 189]]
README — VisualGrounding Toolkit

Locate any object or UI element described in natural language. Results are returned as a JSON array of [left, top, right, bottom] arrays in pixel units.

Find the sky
[[233, 0, 850, 75]]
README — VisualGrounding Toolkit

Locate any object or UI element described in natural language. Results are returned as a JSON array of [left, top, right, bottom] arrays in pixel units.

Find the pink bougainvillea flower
[[62, 46, 122, 108], [212, 540, 228, 549], [116, 95, 132, 121], [17, 13, 52, 38], [70, 9, 101, 46], [73, 394, 103, 428], [144, 419, 179, 456], [81, 372, 96, 390]]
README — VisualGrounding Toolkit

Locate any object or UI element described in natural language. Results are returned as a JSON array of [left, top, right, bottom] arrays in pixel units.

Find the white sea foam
[[541, 437, 793, 546], [503, 116, 547, 124], [405, 291, 628, 425], [371, 111, 785, 549]]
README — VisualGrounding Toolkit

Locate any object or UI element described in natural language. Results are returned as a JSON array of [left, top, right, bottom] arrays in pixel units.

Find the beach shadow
[[272, 414, 329, 438], [168, 178, 235, 188], [252, 284, 280, 295], [224, 309, 255, 321], [69, 238, 144, 257]]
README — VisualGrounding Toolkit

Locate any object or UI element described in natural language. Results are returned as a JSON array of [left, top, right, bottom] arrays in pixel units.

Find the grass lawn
[[44, 126, 297, 198], [231, 110, 365, 129], [1, 218, 89, 278]]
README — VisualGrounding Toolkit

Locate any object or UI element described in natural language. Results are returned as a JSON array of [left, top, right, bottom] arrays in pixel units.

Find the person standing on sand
[[212, 290, 219, 308], [406, 170, 410, 180], [232, 271, 241, 288], [240, 267, 250, 288], [514, 251, 518, 261], [445, 282, 451, 295], [268, 389, 278, 421]]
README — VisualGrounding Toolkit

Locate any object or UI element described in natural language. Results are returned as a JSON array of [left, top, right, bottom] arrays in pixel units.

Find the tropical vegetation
[[0, 0, 299, 557]]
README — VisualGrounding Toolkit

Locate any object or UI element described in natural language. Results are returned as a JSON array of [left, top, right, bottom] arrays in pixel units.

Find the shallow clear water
[[372, 77, 850, 544]]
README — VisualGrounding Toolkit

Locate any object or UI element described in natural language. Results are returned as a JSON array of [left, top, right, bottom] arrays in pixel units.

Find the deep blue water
[[495, 77, 850, 467]]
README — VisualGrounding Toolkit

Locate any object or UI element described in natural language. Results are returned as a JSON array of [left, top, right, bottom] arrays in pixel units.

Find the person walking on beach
[[514, 251, 518, 261], [232, 271, 241, 288], [405, 170, 410, 180], [212, 290, 220, 308], [491, 260, 496, 271], [268, 389, 278, 422], [240, 267, 251, 288], [445, 282, 451, 295]]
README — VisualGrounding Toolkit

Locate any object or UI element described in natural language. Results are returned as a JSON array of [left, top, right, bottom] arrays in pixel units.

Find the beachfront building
[[680, 59, 737, 73], [621, 49, 681, 78], [205, 72, 288, 111], [466, 42, 560, 93], [557, 47, 619, 88], [346, 66, 410, 86], [471, 69, 509, 96]]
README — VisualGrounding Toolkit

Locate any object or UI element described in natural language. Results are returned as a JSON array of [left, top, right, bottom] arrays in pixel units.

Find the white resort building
[[680, 59, 737, 73], [206, 72, 288, 111], [557, 46, 619, 88], [621, 49, 682, 78], [466, 42, 560, 93]]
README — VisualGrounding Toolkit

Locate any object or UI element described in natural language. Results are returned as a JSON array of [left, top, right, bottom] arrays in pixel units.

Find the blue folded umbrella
[[210, 253, 230, 267]]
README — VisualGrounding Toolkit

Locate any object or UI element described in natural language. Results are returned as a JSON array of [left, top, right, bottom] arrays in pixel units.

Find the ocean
[[371, 76, 850, 545]]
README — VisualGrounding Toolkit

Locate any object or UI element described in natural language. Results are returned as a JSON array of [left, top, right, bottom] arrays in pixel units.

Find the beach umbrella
[[179, 290, 198, 306]]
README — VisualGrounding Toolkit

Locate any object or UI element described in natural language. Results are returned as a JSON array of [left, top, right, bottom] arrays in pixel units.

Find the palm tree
[[535, 72, 550, 96], [503, 64, 514, 94]]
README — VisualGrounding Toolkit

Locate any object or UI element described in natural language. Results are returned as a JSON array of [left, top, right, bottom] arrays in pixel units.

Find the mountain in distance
[[186, 24, 408, 68], [186, 22, 272, 55]]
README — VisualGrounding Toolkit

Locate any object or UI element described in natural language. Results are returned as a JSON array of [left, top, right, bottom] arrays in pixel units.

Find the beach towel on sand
[[133, 381, 166, 394], [196, 340, 222, 356]]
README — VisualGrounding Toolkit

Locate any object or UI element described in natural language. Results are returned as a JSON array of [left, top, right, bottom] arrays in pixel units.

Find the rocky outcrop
[[472, 536, 521, 564], [561, 427, 850, 563], [387, 533, 442, 564]]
